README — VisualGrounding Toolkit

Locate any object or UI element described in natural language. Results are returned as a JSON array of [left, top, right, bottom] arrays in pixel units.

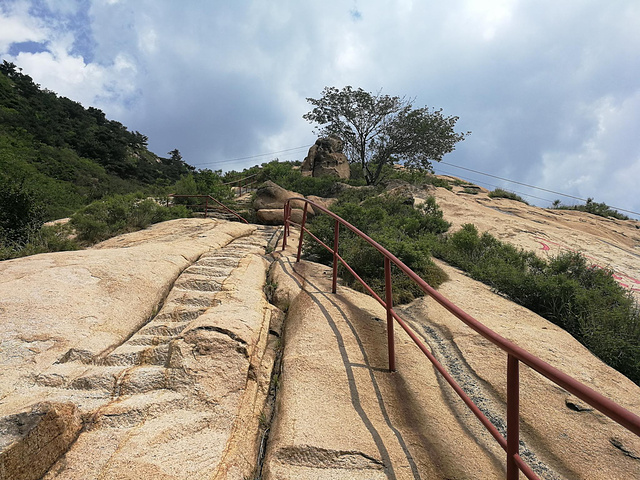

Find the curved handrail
[[168, 194, 249, 223], [222, 173, 260, 196], [282, 196, 640, 480]]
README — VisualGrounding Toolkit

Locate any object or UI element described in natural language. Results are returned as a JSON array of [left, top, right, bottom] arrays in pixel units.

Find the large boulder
[[253, 181, 305, 210], [301, 136, 350, 179], [257, 208, 305, 225]]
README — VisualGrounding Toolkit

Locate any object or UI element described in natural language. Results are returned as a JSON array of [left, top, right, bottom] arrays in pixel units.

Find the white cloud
[[0, 2, 49, 51]]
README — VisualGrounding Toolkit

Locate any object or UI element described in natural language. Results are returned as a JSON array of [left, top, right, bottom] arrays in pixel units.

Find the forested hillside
[[0, 60, 193, 220]]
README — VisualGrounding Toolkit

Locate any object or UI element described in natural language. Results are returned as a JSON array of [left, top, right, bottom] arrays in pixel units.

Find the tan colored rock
[[253, 180, 305, 210], [430, 182, 640, 300], [263, 242, 640, 479], [0, 220, 284, 479], [306, 195, 337, 215], [301, 136, 350, 179], [257, 208, 305, 225], [0, 402, 81, 480]]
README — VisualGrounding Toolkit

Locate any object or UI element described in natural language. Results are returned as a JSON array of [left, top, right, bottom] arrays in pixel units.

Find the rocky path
[[264, 250, 504, 479], [262, 243, 640, 479]]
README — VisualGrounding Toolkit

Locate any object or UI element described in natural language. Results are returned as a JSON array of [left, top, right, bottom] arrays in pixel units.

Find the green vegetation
[[434, 224, 640, 384], [0, 191, 190, 260], [488, 188, 529, 204], [306, 188, 450, 304], [303, 86, 469, 185], [552, 198, 630, 220], [70, 193, 190, 245], [0, 62, 226, 260], [0, 61, 194, 222], [225, 159, 366, 198]]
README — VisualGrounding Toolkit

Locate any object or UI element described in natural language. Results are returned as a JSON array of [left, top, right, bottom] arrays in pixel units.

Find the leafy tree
[[303, 86, 469, 185], [168, 149, 182, 163]]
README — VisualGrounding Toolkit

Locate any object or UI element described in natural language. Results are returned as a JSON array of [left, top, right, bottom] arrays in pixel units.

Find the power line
[[438, 161, 640, 218], [197, 145, 310, 168], [434, 168, 556, 204]]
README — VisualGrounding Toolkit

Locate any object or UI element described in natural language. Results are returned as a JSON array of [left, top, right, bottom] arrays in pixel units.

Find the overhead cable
[[438, 161, 640, 217]]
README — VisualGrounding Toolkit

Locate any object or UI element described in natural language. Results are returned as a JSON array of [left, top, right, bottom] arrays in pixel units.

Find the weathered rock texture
[[0, 219, 284, 480], [301, 136, 350, 179], [262, 241, 640, 479]]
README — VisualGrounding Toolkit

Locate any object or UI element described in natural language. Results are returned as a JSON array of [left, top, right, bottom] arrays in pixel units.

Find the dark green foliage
[[488, 188, 529, 204], [306, 192, 450, 304], [554, 198, 630, 220], [71, 193, 190, 245], [227, 160, 366, 197], [0, 178, 44, 247], [435, 224, 640, 384]]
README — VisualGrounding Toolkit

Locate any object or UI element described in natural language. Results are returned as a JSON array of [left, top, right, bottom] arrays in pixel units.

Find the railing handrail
[[168, 194, 249, 224], [222, 173, 260, 196], [282, 196, 640, 480], [221, 172, 260, 185]]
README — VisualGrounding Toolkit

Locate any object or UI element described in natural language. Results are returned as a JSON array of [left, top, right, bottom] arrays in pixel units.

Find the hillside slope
[[429, 180, 640, 300]]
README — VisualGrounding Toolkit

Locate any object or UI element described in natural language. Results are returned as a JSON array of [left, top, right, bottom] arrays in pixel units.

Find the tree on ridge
[[303, 86, 470, 185]]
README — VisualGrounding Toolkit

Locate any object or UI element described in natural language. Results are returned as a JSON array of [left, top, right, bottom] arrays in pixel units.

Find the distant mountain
[[0, 61, 193, 220]]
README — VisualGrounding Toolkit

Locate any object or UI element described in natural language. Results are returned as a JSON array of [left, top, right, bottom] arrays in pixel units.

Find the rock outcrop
[[301, 136, 350, 179], [252, 181, 337, 225], [253, 181, 305, 225], [0, 219, 284, 480]]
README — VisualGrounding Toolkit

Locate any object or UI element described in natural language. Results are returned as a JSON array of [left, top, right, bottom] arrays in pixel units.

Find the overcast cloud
[[1, 0, 639, 217]]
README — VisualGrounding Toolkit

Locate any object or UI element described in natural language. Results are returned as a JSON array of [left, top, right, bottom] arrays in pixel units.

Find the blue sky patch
[[8, 41, 49, 56]]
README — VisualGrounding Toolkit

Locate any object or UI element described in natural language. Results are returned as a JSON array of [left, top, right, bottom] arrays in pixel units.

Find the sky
[[1, 0, 639, 217]]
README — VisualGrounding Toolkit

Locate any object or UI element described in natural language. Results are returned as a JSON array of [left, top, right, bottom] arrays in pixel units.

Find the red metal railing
[[282, 197, 640, 480], [222, 173, 260, 196], [167, 194, 249, 223]]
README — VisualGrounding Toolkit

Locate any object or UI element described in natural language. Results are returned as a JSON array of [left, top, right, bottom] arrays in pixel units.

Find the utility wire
[[434, 168, 556, 204], [197, 145, 310, 167], [438, 161, 640, 217]]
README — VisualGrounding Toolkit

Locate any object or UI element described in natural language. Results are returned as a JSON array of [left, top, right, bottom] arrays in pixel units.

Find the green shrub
[[488, 188, 529, 204], [71, 193, 190, 245], [554, 198, 629, 220], [0, 178, 45, 247], [306, 191, 450, 304], [434, 224, 640, 384]]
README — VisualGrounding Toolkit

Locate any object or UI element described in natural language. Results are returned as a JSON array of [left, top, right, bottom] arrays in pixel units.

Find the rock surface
[[253, 180, 308, 226], [0, 219, 283, 480], [263, 243, 640, 479], [253, 180, 305, 211], [430, 178, 640, 300], [2, 188, 640, 480], [301, 136, 350, 179]]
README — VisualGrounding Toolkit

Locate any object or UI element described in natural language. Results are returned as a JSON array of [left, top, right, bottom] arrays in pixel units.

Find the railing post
[[296, 202, 308, 262], [507, 354, 520, 480], [282, 202, 288, 250], [385, 257, 396, 372], [204, 196, 209, 218], [332, 219, 339, 294]]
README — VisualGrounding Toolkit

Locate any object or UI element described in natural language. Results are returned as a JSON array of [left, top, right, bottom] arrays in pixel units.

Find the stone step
[[173, 276, 223, 292], [139, 322, 189, 336], [100, 344, 170, 367], [154, 307, 207, 322], [127, 335, 173, 346], [35, 364, 127, 393]]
